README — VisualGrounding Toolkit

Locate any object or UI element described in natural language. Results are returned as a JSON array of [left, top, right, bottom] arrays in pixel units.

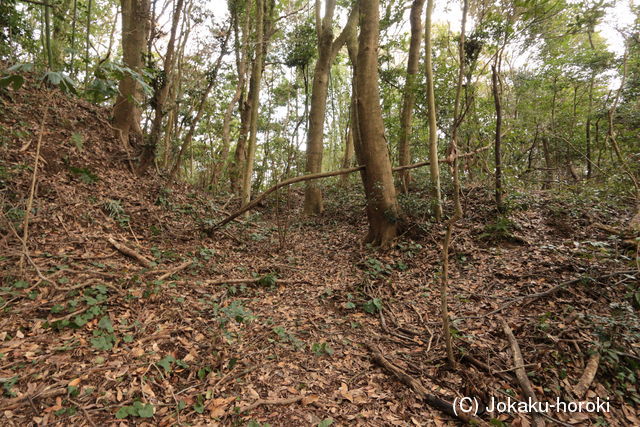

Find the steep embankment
[[1, 82, 639, 426]]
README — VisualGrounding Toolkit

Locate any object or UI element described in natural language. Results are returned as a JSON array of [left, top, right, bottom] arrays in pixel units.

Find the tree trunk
[[170, 27, 230, 181], [397, 0, 425, 193], [448, 0, 468, 218], [425, 0, 442, 220], [303, 1, 358, 215], [240, 0, 267, 208], [353, 0, 399, 248], [491, 62, 504, 212], [138, 0, 185, 174], [229, 1, 251, 193], [586, 72, 594, 180], [340, 121, 354, 185], [112, 0, 150, 155]]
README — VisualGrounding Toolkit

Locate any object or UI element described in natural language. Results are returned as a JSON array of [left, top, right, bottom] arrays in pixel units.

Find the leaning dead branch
[[208, 145, 491, 232], [500, 317, 545, 427], [19, 99, 52, 274]]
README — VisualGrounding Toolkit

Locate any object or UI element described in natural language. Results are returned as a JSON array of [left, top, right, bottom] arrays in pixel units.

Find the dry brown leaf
[[302, 394, 319, 405], [339, 383, 353, 403], [208, 396, 235, 418]]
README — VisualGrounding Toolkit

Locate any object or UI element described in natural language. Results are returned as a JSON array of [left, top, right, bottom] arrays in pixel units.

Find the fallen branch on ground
[[237, 395, 305, 414], [573, 352, 600, 399], [207, 145, 491, 232], [107, 237, 153, 268], [365, 342, 487, 425], [157, 260, 192, 281], [198, 278, 312, 286], [500, 317, 545, 427], [0, 386, 66, 411], [460, 354, 514, 384]]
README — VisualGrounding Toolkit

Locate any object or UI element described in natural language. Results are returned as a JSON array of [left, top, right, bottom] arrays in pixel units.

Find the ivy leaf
[[90, 336, 113, 351], [98, 315, 114, 333], [137, 403, 154, 418], [115, 406, 131, 419], [158, 355, 175, 373]]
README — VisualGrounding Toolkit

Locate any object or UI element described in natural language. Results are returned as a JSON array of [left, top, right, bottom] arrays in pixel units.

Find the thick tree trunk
[[303, 2, 358, 215], [112, 0, 150, 154], [425, 0, 442, 220], [303, 0, 336, 215], [240, 0, 266, 208], [353, 0, 399, 248], [214, 83, 243, 187], [397, 0, 425, 193], [230, 4, 251, 193]]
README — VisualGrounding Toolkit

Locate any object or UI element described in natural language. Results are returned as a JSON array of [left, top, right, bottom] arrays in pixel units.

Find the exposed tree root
[[365, 342, 488, 425], [573, 352, 600, 399], [500, 317, 545, 427]]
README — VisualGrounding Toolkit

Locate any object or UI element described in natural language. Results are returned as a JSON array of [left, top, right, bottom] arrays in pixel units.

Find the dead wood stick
[[500, 318, 545, 427], [209, 146, 491, 231], [0, 386, 66, 411], [460, 355, 514, 383], [365, 343, 487, 425], [208, 166, 363, 231], [199, 278, 312, 286], [237, 395, 304, 413], [211, 364, 258, 392], [157, 260, 192, 281], [107, 237, 153, 268], [19, 100, 51, 274], [573, 352, 600, 399]]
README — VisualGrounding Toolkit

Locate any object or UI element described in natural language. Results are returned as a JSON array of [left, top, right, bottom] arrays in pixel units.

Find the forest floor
[[1, 85, 639, 427]]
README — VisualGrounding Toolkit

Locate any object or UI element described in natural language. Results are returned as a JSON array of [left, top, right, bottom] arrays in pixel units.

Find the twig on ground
[[192, 278, 312, 286], [237, 395, 305, 414], [68, 399, 97, 427], [157, 260, 192, 281], [0, 386, 66, 411], [211, 364, 258, 392]]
